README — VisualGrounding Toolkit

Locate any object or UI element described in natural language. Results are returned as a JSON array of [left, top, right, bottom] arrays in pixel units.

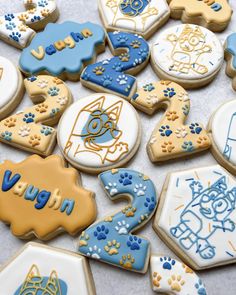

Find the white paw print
[[133, 58, 142, 66], [87, 246, 101, 259], [102, 59, 110, 65], [133, 183, 146, 197], [18, 125, 31, 137], [117, 74, 128, 85], [149, 136, 157, 144], [178, 91, 189, 102], [146, 95, 158, 106], [56, 96, 68, 106], [37, 79, 48, 89], [105, 182, 118, 196], [175, 127, 188, 138], [115, 220, 130, 235]]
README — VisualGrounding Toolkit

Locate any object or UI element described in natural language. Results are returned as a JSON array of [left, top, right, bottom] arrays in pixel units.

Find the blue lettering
[[35, 190, 51, 209], [45, 45, 56, 55], [60, 199, 75, 215], [25, 185, 39, 201], [2, 170, 20, 192]]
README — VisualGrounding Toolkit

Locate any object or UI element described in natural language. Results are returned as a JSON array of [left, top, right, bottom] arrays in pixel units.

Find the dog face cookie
[[150, 255, 208, 294], [98, 0, 170, 39], [0, 243, 95, 295], [57, 94, 141, 173], [0, 0, 59, 49], [19, 21, 106, 81], [132, 80, 211, 162], [168, 0, 232, 32], [208, 100, 236, 175], [225, 33, 236, 91], [78, 169, 157, 273], [0, 155, 96, 240], [154, 165, 236, 269], [151, 24, 223, 89]]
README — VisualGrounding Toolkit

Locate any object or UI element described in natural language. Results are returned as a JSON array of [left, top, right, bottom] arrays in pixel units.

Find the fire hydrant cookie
[[0, 155, 96, 240], [57, 93, 141, 174], [225, 33, 236, 91], [154, 165, 236, 270], [0, 0, 59, 49], [0, 56, 25, 120], [19, 21, 106, 81], [167, 0, 232, 32], [98, 0, 170, 39], [0, 243, 95, 295], [151, 24, 224, 89]]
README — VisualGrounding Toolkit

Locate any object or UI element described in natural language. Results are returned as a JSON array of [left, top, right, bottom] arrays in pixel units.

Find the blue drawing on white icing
[[223, 113, 236, 161], [160, 257, 176, 270], [226, 33, 236, 69], [170, 176, 236, 260], [81, 31, 150, 97], [20, 22, 105, 76], [119, 0, 151, 17], [78, 169, 157, 272]]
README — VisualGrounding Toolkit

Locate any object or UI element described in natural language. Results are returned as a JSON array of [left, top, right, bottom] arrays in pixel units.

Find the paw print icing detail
[[160, 257, 176, 270], [78, 169, 158, 273], [168, 275, 185, 292]]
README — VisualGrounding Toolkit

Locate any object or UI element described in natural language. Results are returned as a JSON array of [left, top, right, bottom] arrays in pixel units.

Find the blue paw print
[[101, 75, 113, 87], [48, 87, 60, 96], [160, 257, 176, 270], [182, 105, 189, 116], [94, 225, 109, 240], [31, 15, 41, 22], [195, 279, 207, 295], [38, 0, 48, 7], [41, 126, 53, 136], [27, 76, 37, 82], [112, 62, 123, 72], [5, 14, 15, 21], [116, 35, 129, 44], [50, 108, 60, 117], [163, 87, 176, 98], [9, 32, 21, 43], [143, 83, 155, 92], [144, 197, 156, 212], [189, 123, 202, 134], [1, 131, 12, 142], [159, 125, 172, 137], [23, 113, 35, 123], [6, 22, 16, 30], [119, 173, 132, 186], [138, 48, 148, 59], [127, 236, 142, 250], [182, 141, 194, 152]]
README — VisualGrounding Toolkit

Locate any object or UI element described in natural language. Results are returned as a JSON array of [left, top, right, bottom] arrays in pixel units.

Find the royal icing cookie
[[78, 168, 157, 273], [208, 100, 236, 175], [151, 255, 208, 294], [0, 243, 95, 295], [151, 24, 224, 89], [0, 155, 96, 240], [0, 75, 72, 156], [132, 81, 211, 162], [167, 0, 232, 32], [225, 33, 236, 91], [98, 0, 170, 39], [57, 94, 141, 173], [19, 21, 106, 81], [81, 31, 150, 99], [0, 56, 24, 120], [154, 165, 236, 270], [0, 0, 59, 49]]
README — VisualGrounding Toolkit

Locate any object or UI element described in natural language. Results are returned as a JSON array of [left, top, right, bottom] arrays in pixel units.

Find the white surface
[[0, 1, 235, 294]]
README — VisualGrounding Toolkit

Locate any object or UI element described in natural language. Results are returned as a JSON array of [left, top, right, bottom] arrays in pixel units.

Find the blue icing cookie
[[19, 21, 105, 80], [78, 168, 158, 273], [226, 33, 236, 69]]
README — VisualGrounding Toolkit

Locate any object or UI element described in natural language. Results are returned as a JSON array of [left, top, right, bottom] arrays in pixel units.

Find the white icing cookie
[[0, 56, 24, 120], [57, 93, 141, 173], [150, 255, 207, 294], [98, 0, 170, 39], [154, 165, 236, 270], [151, 24, 224, 89], [208, 100, 236, 175], [0, 242, 95, 294]]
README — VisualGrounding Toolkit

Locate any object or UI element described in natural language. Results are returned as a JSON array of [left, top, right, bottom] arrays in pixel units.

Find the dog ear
[[82, 96, 105, 112], [105, 101, 123, 124]]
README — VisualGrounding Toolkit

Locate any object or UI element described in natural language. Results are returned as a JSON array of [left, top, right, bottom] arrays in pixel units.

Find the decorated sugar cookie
[[0, 75, 72, 156], [154, 165, 236, 270], [98, 0, 170, 39], [151, 24, 224, 89], [132, 81, 211, 162], [150, 255, 207, 294], [0, 0, 59, 49], [0, 155, 96, 240], [19, 21, 106, 80], [225, 33, 236, 91], [0, 56, 24, 120], [168, 0, 232, 32], [0, 243, 95, 294], [78, 168, 157, 273], [57, 94, 141, 173], [208, 100, 236, 175]]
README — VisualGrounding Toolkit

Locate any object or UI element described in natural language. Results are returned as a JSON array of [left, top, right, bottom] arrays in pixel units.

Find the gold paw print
[[41, 8, 50, 17], [93, 66, 105, 75], [104, 215, 113, 222], [79, 231, 90, 247], [197, 136, 210, 148], [27, 8, 37, 14], [160, 80, 171, 86], [29, 135, 41, 147], [53, 77, 63, 85], [166, 111, 179, 121], [104, 240, 120, 255], [130, 40, 141, 49], [18, 13, 29, 22], [119, 254, 135, 269], [119, 53, 130, 62], [153, 272, 162, 288], [35, 103, 48, 113], [168, 275, 185, 292], [182, 263, 193, 274], [122, 205, 136, 217], [161, 141, 175, 153], [4, 117, 16, 128]]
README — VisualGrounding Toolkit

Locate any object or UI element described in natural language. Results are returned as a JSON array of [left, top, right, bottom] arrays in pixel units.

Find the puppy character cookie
[[98, 0, 170, 39], [151, 24, 223, 88], [154, 165, 236, 270], [168, 0, 232, 32], [0, 0, 59, 49]]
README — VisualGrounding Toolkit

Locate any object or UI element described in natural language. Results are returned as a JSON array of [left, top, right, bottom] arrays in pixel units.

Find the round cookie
[[208, 99, 236, 175], [151, 24, 224, 89], [57, 93, 141, 173], [98, 0, 170, 39], [0, 56, 24, 120]]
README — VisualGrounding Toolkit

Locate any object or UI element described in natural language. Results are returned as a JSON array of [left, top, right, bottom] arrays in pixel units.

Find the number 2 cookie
[[151, 24, 224, 89]]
